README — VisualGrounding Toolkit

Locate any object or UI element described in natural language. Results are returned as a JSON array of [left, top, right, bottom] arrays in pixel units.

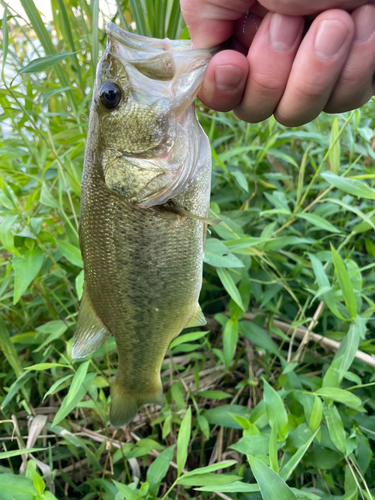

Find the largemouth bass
[[72, 24, 215, 426]]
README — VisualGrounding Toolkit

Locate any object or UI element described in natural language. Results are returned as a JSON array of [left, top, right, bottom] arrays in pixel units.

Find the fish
[[71, 23, 216, 426]]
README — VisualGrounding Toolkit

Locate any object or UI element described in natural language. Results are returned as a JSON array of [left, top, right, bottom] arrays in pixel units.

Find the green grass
[[1, 1, 375, 500]]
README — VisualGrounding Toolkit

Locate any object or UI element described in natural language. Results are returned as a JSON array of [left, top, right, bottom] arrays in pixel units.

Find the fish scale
[[72, 24, 215, 426]]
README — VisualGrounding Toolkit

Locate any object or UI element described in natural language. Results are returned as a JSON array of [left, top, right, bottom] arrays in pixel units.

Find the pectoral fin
[[185, 304, 206, 328], [72, 289, 111, 359], [162, 203, 222, 225]]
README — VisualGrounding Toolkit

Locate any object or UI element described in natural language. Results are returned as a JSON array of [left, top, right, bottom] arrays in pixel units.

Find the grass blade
[[177, 407, 191, 477], [331, 245, 357, 319], [0, 317, 23, 377], [91, 0, 99, 73], [2, 6, 8, 81], [280, 428, 319, 481]]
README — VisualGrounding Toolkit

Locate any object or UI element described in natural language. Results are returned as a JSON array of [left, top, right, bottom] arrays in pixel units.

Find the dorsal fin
[[72, 289, 111, 359]]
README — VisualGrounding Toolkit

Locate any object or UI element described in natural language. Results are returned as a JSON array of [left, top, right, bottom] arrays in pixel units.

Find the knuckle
[[251, 71, 285, 95], [325, 86, 374, 113], [293, 78, 327, 101]]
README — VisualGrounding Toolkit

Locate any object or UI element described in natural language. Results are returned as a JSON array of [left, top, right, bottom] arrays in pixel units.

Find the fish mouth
[[106, 23, 192, 53], [106, 23, 222, 57]]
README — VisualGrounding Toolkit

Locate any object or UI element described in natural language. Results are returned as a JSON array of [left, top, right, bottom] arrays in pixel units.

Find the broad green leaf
[[204, 238, 244, 268], [280, 428, 319, 481], [204, 404, 252, 429], [321, 171, 375, 200], [25, 363, 69, 371], [323, 317, 363, 388], [331, 245, 357, 318], [197, 390, 231, 400], [177, 473, 240, 486], [195, 482, 259, 493], [0, 214, 19, 254], [229, 272, 251, 320], [57, 240, 83, 267], [13, 249, 43, 304], [76, 269, 84, 299], [309, 254, 345, 320], [268, 149, 298, 168], [26, 460, 45, 494], [229, 413, 252, 431], [0, 317, 23, 376], [177, 407, 191, 477], [179, 461, 236, 479], [35, 320, 68, 352], [296, 213, 340, 233], [315, 387, 362, 408], [113, 481, 141, 500], [353, 216, 375, 234], [18, 52, 76, 74], [146, 446, 175, 496], [240, 321, 280, 357], [170, 330, 209, 349], [345, 465, 357, 492], [230, 434, 270, 455], [0, 448, 45, 459], [248, 455, 298, 500], [308, 396, 323, 433], [39, 183, 60, 208], [0, 474, 38, 500], [67, 361, 89, 404], [223, 318, 238, 369], [52, 371, 96, 426], [112, 443, 134, 464], [339, 489, 358, 500], [324, 405, 347, 455], [269, 424, 279, 473], [328, 118, 340, 174], [198, 414, 210, 439], [264, 191, 290, 211], [263, 379, 289, 440], [217, 267, 244, 310], [43, 374, 74, 401], [232, 170, 249, 192], [325, 198, 375, 230], [42, 86, 73, 103]]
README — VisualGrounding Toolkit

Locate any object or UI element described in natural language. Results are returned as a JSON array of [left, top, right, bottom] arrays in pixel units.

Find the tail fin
[[110, 377, 164, 426]]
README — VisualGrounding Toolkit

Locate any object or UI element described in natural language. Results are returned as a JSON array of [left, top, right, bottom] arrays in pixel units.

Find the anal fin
[[72, 289, 111, 359], [185, 304, 206, 328]]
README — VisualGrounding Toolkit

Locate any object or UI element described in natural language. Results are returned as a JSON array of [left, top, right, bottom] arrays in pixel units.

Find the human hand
[[180, 0, 375, 126]]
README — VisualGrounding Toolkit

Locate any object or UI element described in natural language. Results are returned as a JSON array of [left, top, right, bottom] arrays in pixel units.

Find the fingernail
[[269, 13, 302, 51], [353, 5, 375, 43], [215, 65, 244, 92], [314, 20, 349, 59]]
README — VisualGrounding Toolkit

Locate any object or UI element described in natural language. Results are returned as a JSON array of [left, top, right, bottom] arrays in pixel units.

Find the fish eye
[[99, 82, 121, 109]]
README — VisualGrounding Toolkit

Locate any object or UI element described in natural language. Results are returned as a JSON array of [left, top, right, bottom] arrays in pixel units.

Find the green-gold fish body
[[72, 25, 214, 426]]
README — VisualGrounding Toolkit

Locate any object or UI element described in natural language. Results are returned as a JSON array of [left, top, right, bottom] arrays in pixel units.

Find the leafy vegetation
[[1, 1, 375, 500]]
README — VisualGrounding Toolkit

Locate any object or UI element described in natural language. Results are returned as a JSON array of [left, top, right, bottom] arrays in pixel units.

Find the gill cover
[[96, 23, 213, 208]]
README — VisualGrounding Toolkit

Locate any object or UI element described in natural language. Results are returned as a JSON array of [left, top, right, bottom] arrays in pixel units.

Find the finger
[[180, 0, 255, 48], [197, 50, 249, 112], [325, 4, 375, 112], [233, 12, 264, 49], [233, 12, 304, 123], [258, 0, 370, 16], [275, 10, 355, 126]]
